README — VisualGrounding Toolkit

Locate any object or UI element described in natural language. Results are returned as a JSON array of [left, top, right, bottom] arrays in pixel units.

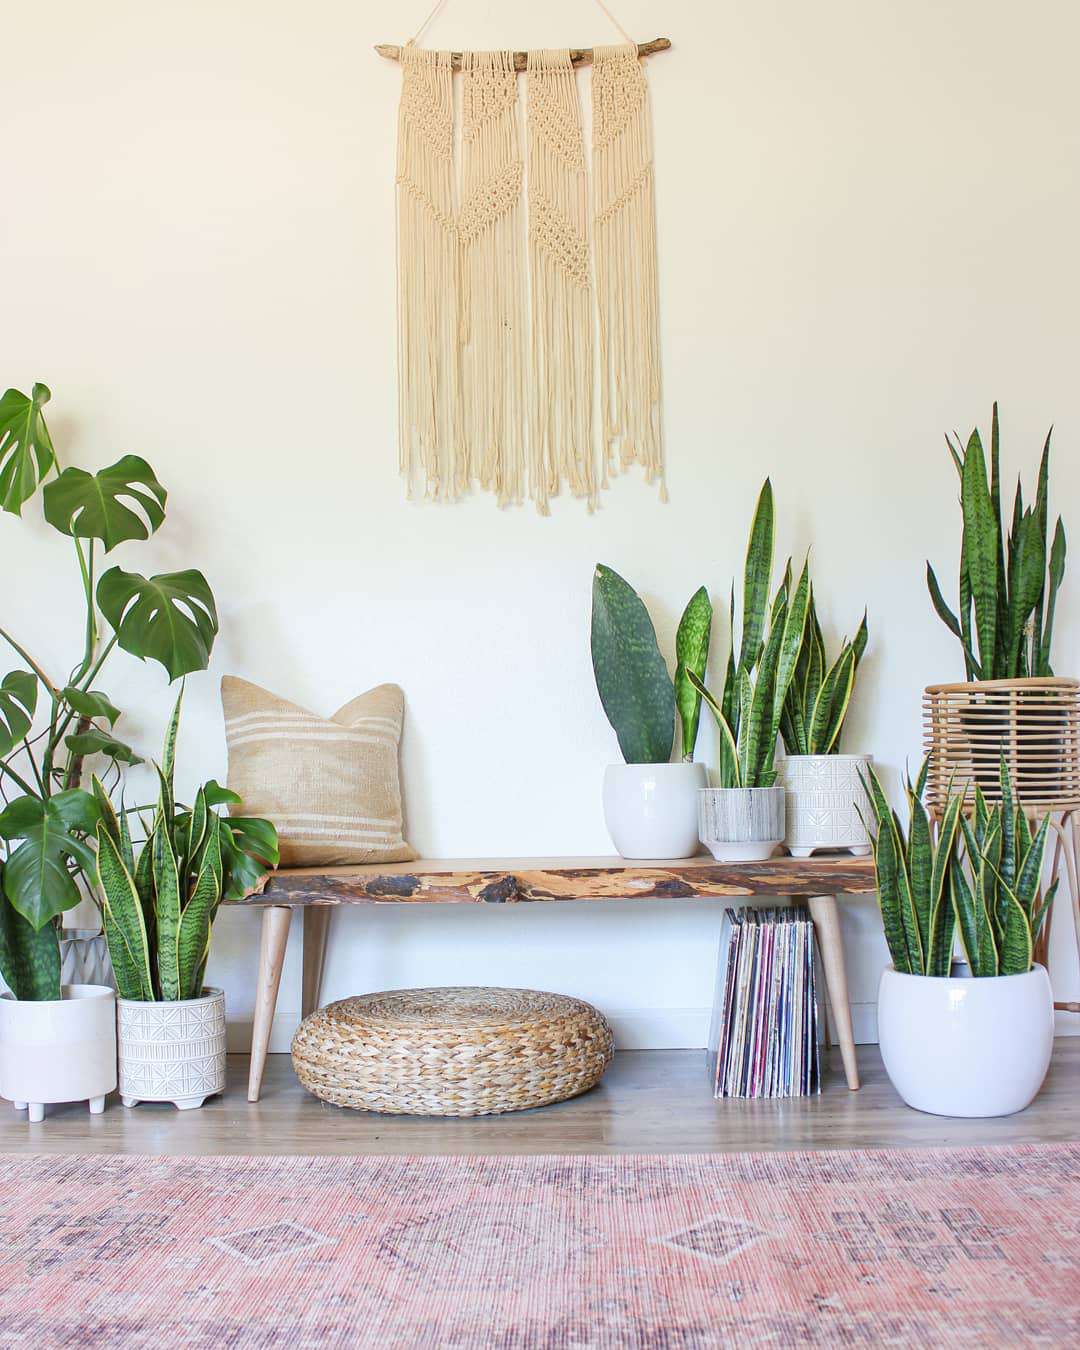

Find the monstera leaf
[[60, 686, 121, 726], [43, 455, 166, 551], [0, 670, 38, 756], [97, 566, 218, 682], [0, 383, 54, 515], [220, 815, 280, 900], [0, 790, 100, 929], [64, 727, 142, 765]]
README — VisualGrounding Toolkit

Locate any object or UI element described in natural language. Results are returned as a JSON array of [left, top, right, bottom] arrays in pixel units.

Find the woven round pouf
[[291, 986, 614, 1117]]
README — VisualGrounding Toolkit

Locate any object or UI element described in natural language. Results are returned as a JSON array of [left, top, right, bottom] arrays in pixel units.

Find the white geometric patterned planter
[[779, 754, 873, 858], [118, 987, 227, 1111]]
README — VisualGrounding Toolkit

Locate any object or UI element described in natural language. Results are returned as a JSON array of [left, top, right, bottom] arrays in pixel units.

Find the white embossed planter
[[602, 762, 706, 859], [698, 786, 785, 862], [0, 985, 116, 1124], [780, 754, 873, 858], [118, 987, 226, 1111], [877, 963, 1054, 1118]]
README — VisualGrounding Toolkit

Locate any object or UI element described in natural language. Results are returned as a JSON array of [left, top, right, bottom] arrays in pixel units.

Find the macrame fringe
[[592, 44, 665, 499], [394, 42, 664, 509], [396, 47, 461, 500], [460, 50, 527, 507], [526, 49, 595, 514]]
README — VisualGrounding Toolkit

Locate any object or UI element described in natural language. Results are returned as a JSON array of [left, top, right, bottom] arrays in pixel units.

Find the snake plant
[[95, 689, 278, 1002], [0, 383, 220, 1001], [688, 480, 810, 787], [591, 565, 712, 763], [926, 403, 1067, 680], [862, 756, 1055, 977], [780, 579, 868, 756]]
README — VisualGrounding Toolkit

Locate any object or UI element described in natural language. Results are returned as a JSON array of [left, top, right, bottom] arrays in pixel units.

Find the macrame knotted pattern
[[395, 42, 663, 511]]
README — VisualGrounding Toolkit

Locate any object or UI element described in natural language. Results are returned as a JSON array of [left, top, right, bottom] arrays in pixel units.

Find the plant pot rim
[[1, 983, 114, 1008], [608, 761, 704, 771], [882, 962, 1048, 983], [117, 985, 224, 1009], [925, 676, 1078, 693], [699, 784, 784, 794], [780, 752, 873, 762]]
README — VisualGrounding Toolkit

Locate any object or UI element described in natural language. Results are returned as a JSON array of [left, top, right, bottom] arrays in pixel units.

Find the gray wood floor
[[1, 1042, 1076, 1156]]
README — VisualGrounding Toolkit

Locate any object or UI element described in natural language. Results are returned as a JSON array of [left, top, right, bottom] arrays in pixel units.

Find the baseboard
[[230, 1003, 883, 1055]]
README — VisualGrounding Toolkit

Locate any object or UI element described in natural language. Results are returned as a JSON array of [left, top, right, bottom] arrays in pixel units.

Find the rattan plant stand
[[291, 986, 614, 1116], [924, 677, 1080, 1012]]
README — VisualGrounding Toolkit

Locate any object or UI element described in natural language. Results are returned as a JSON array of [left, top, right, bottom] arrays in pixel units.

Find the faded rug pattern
[[0, 1145, 1076, 1347]]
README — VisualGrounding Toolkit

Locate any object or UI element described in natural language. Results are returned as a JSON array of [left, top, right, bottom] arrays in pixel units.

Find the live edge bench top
[[236, 855, 876, 906]]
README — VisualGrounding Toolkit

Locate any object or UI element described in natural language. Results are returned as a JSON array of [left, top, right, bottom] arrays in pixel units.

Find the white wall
[[3, 1, 1077, 1050]]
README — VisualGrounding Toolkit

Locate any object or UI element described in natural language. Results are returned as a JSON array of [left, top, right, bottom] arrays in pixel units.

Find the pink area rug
[[0, 1145, 1076, 1347]]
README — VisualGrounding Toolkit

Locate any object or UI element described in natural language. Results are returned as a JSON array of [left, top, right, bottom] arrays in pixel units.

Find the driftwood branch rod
[[375, 37, 672, 72]]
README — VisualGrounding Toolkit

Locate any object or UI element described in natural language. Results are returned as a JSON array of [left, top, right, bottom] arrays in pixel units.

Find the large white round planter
[[118, 986, 227, 1111], [698, 786, 785, 862], [602, 762, 706, 859], [780, 754, 873, 858], [0, 984, 116, 1123], [877, 963, 1054, 1117]]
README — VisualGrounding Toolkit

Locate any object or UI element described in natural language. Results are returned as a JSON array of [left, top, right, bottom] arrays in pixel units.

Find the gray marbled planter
[[698, 786, 785, 861]]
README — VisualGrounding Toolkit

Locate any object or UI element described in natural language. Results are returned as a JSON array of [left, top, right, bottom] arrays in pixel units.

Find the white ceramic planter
[[118, 986, 227, 1110], [780, 754, 873, 858], [602, 762, 706, 860], [698, 786, 785, 862], [0, 984, 117, 1123], [877, 962, 1054, 1117]]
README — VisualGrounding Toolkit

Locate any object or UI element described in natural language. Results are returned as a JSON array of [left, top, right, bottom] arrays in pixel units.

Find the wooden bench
[[232, 854, 877, 1103]]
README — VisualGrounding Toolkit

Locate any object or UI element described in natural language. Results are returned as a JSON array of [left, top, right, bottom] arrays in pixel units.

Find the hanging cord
[[405, 0, 634, 49]]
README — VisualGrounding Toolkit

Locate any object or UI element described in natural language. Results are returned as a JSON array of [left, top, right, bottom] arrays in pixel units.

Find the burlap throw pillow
[[221, 676, 417, 867]]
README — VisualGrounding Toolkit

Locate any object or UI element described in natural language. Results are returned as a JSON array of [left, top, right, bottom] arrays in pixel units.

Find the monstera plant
[[0, 383, 219, 1001]]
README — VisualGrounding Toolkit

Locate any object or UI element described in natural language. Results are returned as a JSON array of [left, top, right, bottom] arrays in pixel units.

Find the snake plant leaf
[[134, 833, 156, 956], [96, 822, 154, 1001], [61, 686, 121, 726], [1016, 802, 1033, 860], [1038, 517, 1066, 676], [999, 755, 1017, 892], [958, 540, 978, 680], [1004, 510, 1046, 677], [739, 479, 774, 673], [0, 670, 38, 757], [890, 807, 924, 974], [808, 647, 854, 756], [687, 671, 740, 788], [42, 455, 166, 552], [772, 561, 810, 730], [1031, 877, 1057, 947], [997, 878, 1033, 975], [152, 817, 183, 1001], [975, 831, 1000, 975], [177, 815, 223, 1000], [590, 565, 675, 764], [927, 793, 963, 976], [674, 586, 712, 761], [744, 615, 785, 786], [926, 562, 963, 640], [0, 384, 54, 515], [907, 782, 933, 960], [0, 878, 61, 1001], [951, 866, 980, 974], [851, 610, 869, 667], [1014, 814, 1051, 920], [720, 585, 738, 735], [97, 567, 219, 683], [181, 787, 210, 884], [961, 428, 999, 678], [861, 766, 911, 972], [990, 403, 1009, 646], [64, 727, 142, 765], [0, 791, 99, 929]]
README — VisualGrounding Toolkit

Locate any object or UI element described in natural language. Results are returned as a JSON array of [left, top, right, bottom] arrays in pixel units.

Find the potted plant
[[591, 565, 712, 858], [924, 403, 1073, 814], [688, 480, 808, 860], [778, 580, 871, 857], [96, 691, 278, 1110], [864, 756, 1056, 1118], [0, 382, 219, 1122]]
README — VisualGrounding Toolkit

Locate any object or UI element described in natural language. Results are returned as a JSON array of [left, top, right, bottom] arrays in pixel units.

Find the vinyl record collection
[[707, 907, 821, 1098]]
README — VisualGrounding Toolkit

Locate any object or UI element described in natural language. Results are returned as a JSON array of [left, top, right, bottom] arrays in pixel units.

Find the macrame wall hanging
[[381, 3, 672, 513]]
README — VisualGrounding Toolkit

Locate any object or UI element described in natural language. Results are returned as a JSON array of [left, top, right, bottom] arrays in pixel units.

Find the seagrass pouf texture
[[291, 986, 615, 1116]]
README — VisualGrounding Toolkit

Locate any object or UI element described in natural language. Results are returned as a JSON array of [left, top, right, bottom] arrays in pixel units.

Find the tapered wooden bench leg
[[807, 894, 860, 1090], [248, 905, 292, 1103], [302, 907, 331, 1018]]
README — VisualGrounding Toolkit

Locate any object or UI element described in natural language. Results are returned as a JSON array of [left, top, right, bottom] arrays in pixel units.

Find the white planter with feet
[[118, 986, 227, 1110], [0, 984, 116, 1123], [780, 753, 873, 858]]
